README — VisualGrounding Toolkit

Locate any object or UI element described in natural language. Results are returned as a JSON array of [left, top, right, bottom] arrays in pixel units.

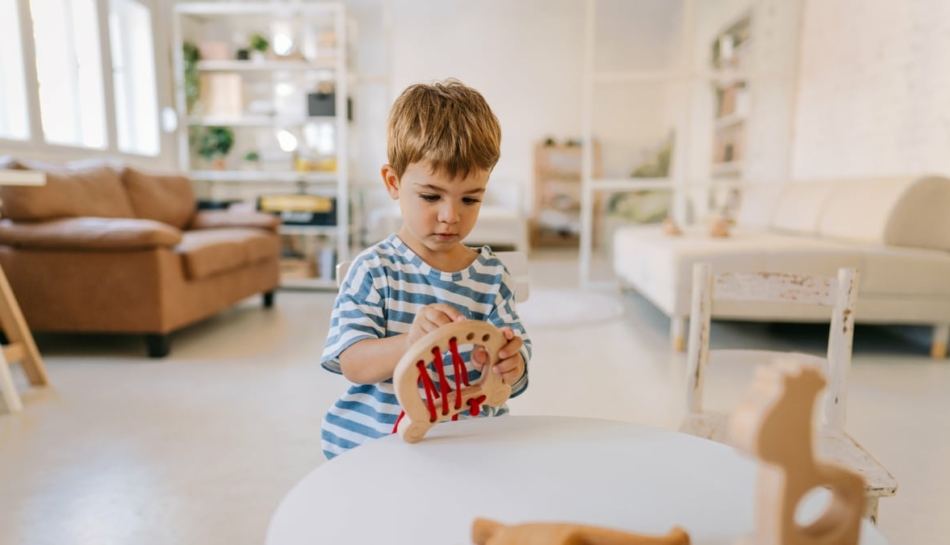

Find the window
[[0, 0, 30, 140], [30, 0, 107, 148], [109, 0, 159, 156]]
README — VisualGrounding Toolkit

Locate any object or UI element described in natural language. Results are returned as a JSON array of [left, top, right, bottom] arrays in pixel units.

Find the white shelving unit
[[579, 0, 697, 288], [171, 1, 350, 290]]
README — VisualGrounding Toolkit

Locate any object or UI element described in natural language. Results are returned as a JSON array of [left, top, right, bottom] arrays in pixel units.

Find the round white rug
[[517, 289, 625, 330]]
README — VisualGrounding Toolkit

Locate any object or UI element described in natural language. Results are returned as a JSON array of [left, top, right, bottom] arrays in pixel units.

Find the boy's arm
[[339, 303, 466, 384], [487, 270, 532, 398]]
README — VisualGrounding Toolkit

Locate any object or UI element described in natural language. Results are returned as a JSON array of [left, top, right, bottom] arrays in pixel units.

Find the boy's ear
[[381, 165, 400, 200]]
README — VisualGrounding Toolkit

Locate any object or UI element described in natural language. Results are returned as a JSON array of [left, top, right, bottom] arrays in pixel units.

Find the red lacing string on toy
[[450, 338, 468, 410], [391, 337, 486, 433], [432, 347, 451, 416]]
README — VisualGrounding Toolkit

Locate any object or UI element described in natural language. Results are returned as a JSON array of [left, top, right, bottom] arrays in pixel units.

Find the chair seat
[[680, 411, 898, 498]]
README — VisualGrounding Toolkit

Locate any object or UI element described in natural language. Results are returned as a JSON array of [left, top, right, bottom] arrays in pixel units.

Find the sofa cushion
[[736, 183, 785, 228], [1, 161, 135, 221], [882, 175, 950, 252], [613, 225, 863, 316], [123, 168, 197, 229], [0, 217, 182, 250], [859, 244, 950, 297], [769, 182, 837, 235], [815, 177, 917, 245], [245, 231, 281, 263], [177, 228, 278, 280], [188, 210, 280, 231]]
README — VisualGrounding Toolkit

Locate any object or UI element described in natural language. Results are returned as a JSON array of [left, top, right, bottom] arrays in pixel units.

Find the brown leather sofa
[[0, 158, 281, 357]]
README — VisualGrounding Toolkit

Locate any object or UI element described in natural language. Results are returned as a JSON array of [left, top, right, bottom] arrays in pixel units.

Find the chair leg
[[863, 495, 880, 525], [0, 348, 22, 413], [263, 290, 275, 309], [931, 324, 948, 359], [145, 334, 171, 359], [671, 316, 686, 352]]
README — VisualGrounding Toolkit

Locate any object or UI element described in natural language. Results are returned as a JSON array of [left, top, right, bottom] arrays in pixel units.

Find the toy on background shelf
[[392, 321, 511, 443], [662, 217, 683, 236], [730, 362, 865, 545], [708, 216, 730, 238], [472, 519, 690, 545]]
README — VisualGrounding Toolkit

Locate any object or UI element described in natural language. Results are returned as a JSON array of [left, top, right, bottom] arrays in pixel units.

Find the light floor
[[1, 250, 947, 544]]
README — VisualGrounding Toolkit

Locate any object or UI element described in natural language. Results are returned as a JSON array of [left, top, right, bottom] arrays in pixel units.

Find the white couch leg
[[932, 324, 949, 359], [671, 316, 686, 352]]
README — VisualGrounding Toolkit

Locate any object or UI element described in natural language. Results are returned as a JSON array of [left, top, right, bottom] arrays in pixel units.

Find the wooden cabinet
[[531, 141, 601, 247]]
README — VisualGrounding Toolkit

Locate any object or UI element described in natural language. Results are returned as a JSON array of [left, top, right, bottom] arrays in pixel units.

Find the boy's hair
[[387, 79, 501, 179]]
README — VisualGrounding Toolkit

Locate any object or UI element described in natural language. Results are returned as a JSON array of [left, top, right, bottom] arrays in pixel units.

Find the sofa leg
[[145, 334, 171, 358], [263, 290, 275, 309], [671, 316, 686, 352], [931, 324, 949, 359]]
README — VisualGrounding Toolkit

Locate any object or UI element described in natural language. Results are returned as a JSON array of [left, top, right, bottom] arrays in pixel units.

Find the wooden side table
[[0, 170, 49, 413]]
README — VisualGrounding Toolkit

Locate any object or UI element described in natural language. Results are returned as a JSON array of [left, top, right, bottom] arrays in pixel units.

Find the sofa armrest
[[188, 210, 280, 232], [0, 217, 183, 250]]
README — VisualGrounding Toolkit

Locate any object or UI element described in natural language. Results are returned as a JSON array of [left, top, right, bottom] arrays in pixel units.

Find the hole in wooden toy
[[482, 334, 490, 342], [466, 333, 475, 341], [794, 486, 833, 528]]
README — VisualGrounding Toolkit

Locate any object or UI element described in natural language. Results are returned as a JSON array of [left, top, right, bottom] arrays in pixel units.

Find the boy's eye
[[462, 197, 481, 205], [420, 194, 440, 202]]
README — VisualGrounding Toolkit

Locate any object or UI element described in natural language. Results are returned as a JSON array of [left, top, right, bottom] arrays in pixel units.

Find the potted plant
[[197, 126, 235, 170], [242, 150, 261, 171], [249, 33, 269, 61], [182, 42, 200, 114]]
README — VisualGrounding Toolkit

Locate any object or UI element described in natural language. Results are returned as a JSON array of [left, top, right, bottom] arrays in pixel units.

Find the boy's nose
[[438, 203, 460, 224]]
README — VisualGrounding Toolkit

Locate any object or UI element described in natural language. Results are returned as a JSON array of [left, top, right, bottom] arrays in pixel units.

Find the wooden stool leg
[[864, 496, 880, 525], [0, 348, 22, 413], [0, 265, 48, 386], [931, 324, 949, 359], [671, 316, 686, 352]]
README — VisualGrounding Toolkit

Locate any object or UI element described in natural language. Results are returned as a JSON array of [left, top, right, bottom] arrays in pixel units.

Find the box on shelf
[[258, 194, 336, 226]]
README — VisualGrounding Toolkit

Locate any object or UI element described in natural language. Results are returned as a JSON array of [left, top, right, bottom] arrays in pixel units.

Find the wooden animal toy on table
[[472, 518, 690, 545], [392, 321, 511, 443], [729, 361, 865, 545]]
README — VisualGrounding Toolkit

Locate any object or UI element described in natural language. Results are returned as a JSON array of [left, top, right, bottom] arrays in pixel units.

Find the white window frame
[[0, 0, 170, 164]]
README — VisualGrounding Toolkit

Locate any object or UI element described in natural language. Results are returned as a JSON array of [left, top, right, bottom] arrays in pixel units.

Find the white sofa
[[613, 175, 950, 358]]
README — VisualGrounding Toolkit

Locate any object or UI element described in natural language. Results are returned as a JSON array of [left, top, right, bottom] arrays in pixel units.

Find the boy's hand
[[406, 303, 466, 348], [472, 327, 525, 385]]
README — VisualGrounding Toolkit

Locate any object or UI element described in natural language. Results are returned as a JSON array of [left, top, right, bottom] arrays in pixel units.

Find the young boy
[[320, 79, 531, 460]]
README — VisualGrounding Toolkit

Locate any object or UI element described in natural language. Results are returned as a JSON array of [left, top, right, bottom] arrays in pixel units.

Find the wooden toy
[[730, 361, 865, 545], [662, 217, 683, 236], [708, 216, 730, 238], [472, 518, 690, 545], [392, 321, 511, 443]]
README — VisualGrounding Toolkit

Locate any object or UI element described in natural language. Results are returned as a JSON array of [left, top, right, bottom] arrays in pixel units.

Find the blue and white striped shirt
[[320, 234, 531, 459]]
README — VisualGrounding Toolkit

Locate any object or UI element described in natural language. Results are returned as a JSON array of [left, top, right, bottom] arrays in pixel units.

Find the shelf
[[278, 225, 338, 236], [710, 162, 744, 176], [175, 2, 342, 16], [280, 277, 338, 290], [188, 115, 336, 127], [714, 113, 746, 129], [189, 170, 337, 183], [196, 60, 337, 72], [589, 178, 674, 191]]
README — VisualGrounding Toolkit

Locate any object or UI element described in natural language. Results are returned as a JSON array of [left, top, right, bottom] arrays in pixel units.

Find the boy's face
[[382, 160, 489, 258]]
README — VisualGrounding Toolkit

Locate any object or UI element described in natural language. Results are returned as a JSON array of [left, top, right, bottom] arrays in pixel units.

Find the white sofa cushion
[[735, 183, 785, 228], [859, 245, 950, 297], [882, 175, 950, 252], [769, 182, 837, 235], [817, 176, 917, 244], [613, 226, 863, 316]]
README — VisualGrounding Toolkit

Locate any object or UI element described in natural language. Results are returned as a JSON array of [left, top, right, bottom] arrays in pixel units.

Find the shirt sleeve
[[320, 257, 386, 374], [487, 268, 532, 398]]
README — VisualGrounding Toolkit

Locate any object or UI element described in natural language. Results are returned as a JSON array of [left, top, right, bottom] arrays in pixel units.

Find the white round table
[[267, 416, 891, 545]]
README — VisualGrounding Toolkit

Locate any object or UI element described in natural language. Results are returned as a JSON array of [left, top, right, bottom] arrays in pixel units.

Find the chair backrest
[[335, 251, 530, 303], [685, 263, 858, 431]]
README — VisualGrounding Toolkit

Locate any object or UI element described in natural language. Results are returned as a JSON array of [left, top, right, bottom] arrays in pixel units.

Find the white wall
[[792, 0, 950, 179], [683, 0, 803, 186], [388, 0, 682, 211]]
